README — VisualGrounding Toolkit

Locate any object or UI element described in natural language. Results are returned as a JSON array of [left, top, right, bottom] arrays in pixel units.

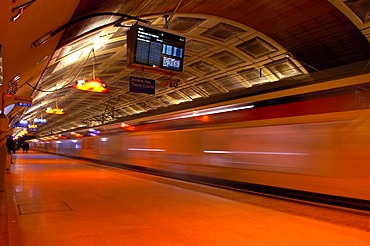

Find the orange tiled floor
[[2, 151, 370, 245]]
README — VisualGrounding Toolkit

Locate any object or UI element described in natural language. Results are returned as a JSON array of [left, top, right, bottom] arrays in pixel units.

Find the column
[[0, 113, 9, 192]]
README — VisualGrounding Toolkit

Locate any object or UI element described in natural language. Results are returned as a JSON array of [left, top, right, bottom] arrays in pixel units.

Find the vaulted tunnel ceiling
[[1, 0, 370, 138]]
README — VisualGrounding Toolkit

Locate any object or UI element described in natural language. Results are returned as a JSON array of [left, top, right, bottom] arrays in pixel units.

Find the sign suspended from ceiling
[[27, 124, 38, 132], [129, 76, 155, 94], [13, 120, 29, 128], [33, 118, 47, 124], [127, 22, 186, 75], [16, 102, 32, 107], [4, 94, 33, 104]]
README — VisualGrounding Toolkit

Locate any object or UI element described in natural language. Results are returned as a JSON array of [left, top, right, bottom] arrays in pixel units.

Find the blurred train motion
[[30, 75, 370, 210]]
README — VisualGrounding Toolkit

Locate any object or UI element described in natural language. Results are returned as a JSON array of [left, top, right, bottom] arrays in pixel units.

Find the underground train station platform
[[1, 151, 369, 245]]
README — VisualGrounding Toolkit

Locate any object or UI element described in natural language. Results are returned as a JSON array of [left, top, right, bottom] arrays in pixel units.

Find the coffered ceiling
[[1, 0, 370, 137]]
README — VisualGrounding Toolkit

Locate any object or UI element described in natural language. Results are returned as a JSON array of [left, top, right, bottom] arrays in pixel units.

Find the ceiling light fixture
[[12, 0, 36, 22], [35, 55, 49, 66], [8, 74, 20, 95], [73, 78, 108, 93], [45, 91, 65, 114], [73, 48, 108, 93], [45, 107, 65, 115]]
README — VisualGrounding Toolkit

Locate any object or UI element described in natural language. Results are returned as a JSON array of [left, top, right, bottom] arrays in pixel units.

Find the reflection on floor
[[2, 152, 370, 245]]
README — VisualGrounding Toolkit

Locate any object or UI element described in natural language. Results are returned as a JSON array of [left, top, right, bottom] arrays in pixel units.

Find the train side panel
[[33, 109, 370, 201]]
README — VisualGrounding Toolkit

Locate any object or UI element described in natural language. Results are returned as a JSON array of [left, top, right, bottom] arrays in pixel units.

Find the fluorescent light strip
[[190, 105, 254, 118], [147, 103, 254, 123], [128, 148, 165, 152], [204, 150, 309, 156], [204, 150, 232, 154]]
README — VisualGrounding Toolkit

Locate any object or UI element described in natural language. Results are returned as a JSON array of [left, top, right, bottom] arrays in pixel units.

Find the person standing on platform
[[6, 137, 15, 164], [23, 141, 29, 153], [6, 137, 15, 154]]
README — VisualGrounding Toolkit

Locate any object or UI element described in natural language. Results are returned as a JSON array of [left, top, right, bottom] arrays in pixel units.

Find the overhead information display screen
[[127, 22, 186, 74]]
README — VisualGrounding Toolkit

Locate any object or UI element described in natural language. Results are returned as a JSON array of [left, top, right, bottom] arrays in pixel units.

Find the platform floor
[[1, 151, 369, 245]]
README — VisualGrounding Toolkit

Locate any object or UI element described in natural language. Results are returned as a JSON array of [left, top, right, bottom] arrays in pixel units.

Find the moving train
[[30, 74, 370, 210]]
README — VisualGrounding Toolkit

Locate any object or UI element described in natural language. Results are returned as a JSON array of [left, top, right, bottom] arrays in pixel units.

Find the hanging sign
[[34, 118, 47, 124], [129, 76, 155, 94], [27, 127, 38, 132], [16, 102, 32, 107], [13, 120, 29, 128], [4, 94, 33, 104]]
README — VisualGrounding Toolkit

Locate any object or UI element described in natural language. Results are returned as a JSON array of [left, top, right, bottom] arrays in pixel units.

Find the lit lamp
[[73, 48, 108, 93], [53, 108, 65, 114], [45, 107, 54, 114], [46, 90, 65, 114], [73, 78, 108, 93], [28, 124, 38, 129], [45, 107, 65, 115], [121, 123, 135, 131]]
